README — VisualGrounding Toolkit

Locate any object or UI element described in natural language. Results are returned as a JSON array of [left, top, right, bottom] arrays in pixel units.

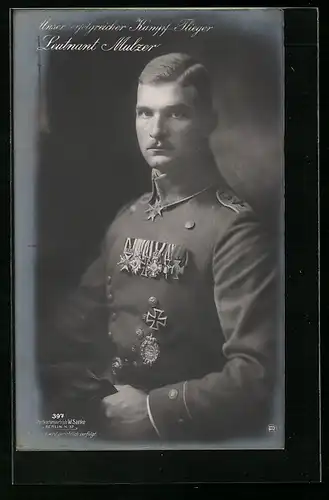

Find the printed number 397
[[52, 413, 64, 419]]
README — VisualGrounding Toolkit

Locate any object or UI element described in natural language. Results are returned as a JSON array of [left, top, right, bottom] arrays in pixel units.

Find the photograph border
[[10, 6, 320, 484]]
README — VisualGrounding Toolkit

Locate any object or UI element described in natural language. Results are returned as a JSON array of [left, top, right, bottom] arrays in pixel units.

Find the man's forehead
[[136, 82, 196, 107]]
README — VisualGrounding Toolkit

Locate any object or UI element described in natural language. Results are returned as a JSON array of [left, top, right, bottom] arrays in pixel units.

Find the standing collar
[[145, 161, 221, 207]]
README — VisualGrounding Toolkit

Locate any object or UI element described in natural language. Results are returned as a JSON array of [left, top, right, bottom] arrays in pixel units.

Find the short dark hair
[[139, 53, 213, 112]]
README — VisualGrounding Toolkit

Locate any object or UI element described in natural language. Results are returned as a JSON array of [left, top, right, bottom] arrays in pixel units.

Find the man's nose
[[150, 115, 166, 139]]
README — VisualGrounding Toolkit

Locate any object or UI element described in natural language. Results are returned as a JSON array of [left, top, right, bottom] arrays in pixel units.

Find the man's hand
[[101, 384, 158, 440]]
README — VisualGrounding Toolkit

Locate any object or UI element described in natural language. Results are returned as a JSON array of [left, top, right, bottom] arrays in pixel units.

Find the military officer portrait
[[41, 52, 279, 445]]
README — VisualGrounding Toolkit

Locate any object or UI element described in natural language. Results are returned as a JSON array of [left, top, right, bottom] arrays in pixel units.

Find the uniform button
[[148, 296, 158, 306], [108, 331, 112, 338], [107, 275, 112, 284], [107, 293, 113, 301], [184, 220, 195, 230], [178, 418, 184, 424], [111, 312, 117, 320], [168, 389, 178, 400]]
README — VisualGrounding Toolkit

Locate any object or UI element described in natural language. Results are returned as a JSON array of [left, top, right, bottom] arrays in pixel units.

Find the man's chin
[[146, 156, 174, 168]]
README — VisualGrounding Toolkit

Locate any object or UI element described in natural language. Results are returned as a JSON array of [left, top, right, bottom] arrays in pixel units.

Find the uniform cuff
[[148, 381, 193, 440], [146, 395, 161, 438]]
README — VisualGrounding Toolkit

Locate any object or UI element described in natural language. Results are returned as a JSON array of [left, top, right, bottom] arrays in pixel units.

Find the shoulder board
[[216, 189, 251, 214]]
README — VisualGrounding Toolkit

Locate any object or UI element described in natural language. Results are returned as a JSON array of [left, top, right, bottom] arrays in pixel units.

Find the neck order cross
[[145, 184, 214, 221]]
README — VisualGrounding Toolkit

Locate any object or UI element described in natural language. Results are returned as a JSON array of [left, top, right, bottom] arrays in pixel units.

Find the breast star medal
[[140, 334, 160, 366]]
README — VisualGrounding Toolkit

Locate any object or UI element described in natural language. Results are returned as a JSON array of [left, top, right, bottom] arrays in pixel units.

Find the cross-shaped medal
[[144, 307, 167, 330], [145, 199, 163, 221], [117, 251, 133, 272], [171, 259, 185, 279], [129, 253, 144, 275]]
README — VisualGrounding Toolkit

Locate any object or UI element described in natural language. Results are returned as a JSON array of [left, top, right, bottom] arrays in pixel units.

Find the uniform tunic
[[42, 171, 278, 442]]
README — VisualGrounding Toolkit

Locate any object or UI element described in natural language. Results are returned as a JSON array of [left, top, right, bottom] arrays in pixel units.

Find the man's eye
[[138, 110, 152, 118], [171, 111, 185, 119]]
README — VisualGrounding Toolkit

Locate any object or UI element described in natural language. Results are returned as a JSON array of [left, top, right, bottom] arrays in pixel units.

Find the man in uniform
[[42, 53, 278, 443]]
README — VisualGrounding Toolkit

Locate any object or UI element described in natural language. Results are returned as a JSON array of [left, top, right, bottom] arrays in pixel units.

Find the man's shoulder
[[190, 184, 259, 245], [113, 192, 152, 219], [197, 184, 255, 222], [214, 187, 253, 215], [138, 192, 153, 204]]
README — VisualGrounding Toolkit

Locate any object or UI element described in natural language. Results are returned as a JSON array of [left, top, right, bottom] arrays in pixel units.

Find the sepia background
[[14, 8, 284, 449]]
